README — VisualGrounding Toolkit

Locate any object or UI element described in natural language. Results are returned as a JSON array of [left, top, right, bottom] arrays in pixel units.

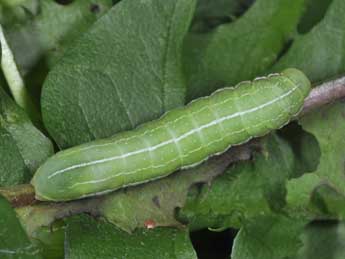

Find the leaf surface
[[0, 195, 42, 258], [0, 85, 53, 186], [65, 214, 197, 259], [42, 0, 196, 148], [184, 0, 306, 100]]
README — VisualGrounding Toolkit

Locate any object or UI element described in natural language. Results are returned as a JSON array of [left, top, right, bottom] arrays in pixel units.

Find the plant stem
[[0, 24, 40, 124]]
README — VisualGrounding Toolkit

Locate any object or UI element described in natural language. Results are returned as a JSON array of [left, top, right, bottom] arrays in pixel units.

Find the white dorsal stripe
[[48, 83, 298, 179]]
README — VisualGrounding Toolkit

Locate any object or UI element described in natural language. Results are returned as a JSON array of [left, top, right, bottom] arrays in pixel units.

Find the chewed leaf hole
[[90, 4, 100, 14], [278, 122, 321, 178], [190, 228, 238, 259], [55, 0, 74, 5]]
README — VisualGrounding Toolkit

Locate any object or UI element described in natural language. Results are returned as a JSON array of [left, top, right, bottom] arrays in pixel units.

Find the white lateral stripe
[[48, 84, 298, 179]]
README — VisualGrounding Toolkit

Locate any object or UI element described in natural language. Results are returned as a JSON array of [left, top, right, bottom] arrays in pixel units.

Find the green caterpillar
[[32, 68, 311, 201]]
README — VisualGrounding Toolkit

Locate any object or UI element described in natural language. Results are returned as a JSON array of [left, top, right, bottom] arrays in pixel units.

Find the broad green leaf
[[184, 0, 306, 100], [178, 134, 295, 230], [0, 195, 42, 258], [42, 0, 196, 148], [295, 221, 345, 259], [34, 0, 113, 67], [286, 102, 345, 217], [272, 0, 345, 83], [65, 214, 197, 259], [0, 85, 53, 186], [231, 215, 306, 259]]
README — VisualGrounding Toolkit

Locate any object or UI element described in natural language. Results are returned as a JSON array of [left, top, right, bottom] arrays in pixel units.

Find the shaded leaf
[[0, 85, 53, 186], [191, 0, 244, 32], [272, 0, 345, 83], [184, 0, 306, 100]]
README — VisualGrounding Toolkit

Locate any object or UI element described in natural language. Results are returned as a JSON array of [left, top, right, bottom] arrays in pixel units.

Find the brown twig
[[0, 76, 345, 208], [301, 76, 345, 115]]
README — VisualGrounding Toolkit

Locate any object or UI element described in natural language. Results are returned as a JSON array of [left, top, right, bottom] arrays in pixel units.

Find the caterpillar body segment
[[32, 68, 311, 201]]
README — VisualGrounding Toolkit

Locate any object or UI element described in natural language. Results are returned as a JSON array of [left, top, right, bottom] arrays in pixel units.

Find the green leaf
[[0, 85, 53, 186], [42, 0, 196, 148], [297, 0, 333, 34], [178, 134, 295, 230], [272, 0, 345, 83], [33, 0, 113, 67], [31, 221, 65, 259], [278, 123, 320, 178], [286, 102, 345, 217], [191, 0, 241, 32], [232, 220, 345, 259], [184, 0, 306, 100], [65, 214, 197, 259], [99, 148, 235, 232], [1, 0, 112, 76], [0, 24, 40, 124], [194, 0, 239, 20], [0, 195, 42, 258], [231, 215, 306, 259], [0, 0, 112, 106]]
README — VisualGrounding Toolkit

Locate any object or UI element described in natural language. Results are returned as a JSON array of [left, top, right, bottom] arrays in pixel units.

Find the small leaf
[[65, 214, 197, 259], [0, 85, 53, 186], [0, 195, 42, 258], [42, 0, 196, 148]]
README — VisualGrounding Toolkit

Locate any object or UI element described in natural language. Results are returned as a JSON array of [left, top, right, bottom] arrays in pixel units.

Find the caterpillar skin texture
[[32, 68, 311, 201]]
